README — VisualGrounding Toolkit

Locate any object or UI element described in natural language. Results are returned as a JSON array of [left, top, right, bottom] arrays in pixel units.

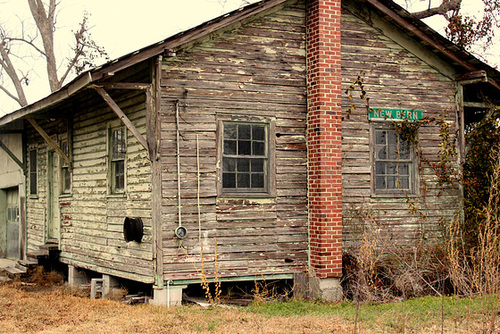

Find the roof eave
[[0, 72, 93, 127]]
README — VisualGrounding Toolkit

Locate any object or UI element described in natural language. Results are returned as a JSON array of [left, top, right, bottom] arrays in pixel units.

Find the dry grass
[[0, 282, 356, 334], [0, 278, 498, 333]]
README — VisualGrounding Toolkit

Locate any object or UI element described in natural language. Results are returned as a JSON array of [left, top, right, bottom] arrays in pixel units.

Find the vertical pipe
[[197, 134, 201, 241], [175, 100, 182, 228]]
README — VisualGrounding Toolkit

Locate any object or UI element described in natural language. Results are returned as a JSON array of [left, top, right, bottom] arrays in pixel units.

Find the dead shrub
[[27, 266, 63, 287], [251, 279, 292, 305]]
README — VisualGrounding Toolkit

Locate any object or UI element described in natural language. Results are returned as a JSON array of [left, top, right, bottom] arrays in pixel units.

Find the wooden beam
[[26, 116, 71, 167], [457, 70, 487, 82], [95, 82, 151, 90], [464, 101, 488, 108], [151, 55, 164, 288], [0, 139, 24, 170], [92, 86, 149, 152]]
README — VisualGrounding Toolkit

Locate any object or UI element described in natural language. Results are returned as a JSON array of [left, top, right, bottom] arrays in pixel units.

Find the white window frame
[[371, 122, 417, 197]]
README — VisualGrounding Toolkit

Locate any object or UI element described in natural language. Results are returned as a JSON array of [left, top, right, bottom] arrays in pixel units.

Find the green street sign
[[369, 108, 423, 121]]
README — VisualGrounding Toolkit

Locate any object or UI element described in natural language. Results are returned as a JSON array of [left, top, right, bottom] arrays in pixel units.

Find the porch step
[[39, 243, 59, 251], [26, 250, 49, 259], [16, 259, 38, 270], [4, 265, 26, 275]]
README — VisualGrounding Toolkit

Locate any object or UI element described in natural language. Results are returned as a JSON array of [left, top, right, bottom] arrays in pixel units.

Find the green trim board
[[369, 108, 423, 121], [169, 273, 294, 286]]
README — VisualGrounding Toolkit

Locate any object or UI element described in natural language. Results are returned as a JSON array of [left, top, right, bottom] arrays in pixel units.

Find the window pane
[[253, 141, 265, 155], [238, 140, 251, 155], [399, 163, 409, 175], [63, 168, 71, 192], [398, 176, 410, 189], [114, 160, 125, 190], [112, 129, 126, 159], [387, 176, 397, 189], [388, 144, 399, 159], [237, 173, 250, 188], [223, 173, 236, 188], [252, 125, 265, 140], [252, 159, 264, 172], [375, 130, 386, 145], [30, 150, 37, 171], [30, 149, 37, 195], [388, 132, 397, 145], [238, 124, 251, 139], [224, 140, 236, 155], [237, 158, 250, 172], [387, 162, 398, 175], [400, 142, 411, 159], [223, 158, 236, 172], [252, 173, 264, 188], [224, 123, 237, 139], [376, 176, 386, 190], [377, 147, 387, 159], [61, 141, 69, 167], [375, 161, 385, 174]]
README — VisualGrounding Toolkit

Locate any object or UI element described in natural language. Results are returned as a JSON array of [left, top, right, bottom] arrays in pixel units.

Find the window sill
[[59, 193, 73, 200], [371, 192, 417, 198], [219, 192, 275, 199], [107, 193, 127, 199]]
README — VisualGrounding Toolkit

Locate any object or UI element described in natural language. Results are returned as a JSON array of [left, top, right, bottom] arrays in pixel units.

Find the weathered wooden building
[[0, 0, 499, 304]]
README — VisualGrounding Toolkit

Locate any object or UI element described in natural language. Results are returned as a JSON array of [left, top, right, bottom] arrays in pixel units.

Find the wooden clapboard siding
[[341, 6, 461, 247], [25, 76, 155, 282], [63, 89, 153, 282], [160, 0, 307, 281]]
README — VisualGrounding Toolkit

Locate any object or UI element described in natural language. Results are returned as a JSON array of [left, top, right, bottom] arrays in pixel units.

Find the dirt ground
[[0, 269, 486, 333]]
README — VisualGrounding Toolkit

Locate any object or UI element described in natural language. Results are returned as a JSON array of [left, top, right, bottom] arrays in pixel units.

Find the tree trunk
[[27, 0, 60, 92]]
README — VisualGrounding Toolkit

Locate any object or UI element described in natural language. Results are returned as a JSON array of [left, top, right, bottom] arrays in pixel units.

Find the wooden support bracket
[[26, 116, 71, 167], [92, 86, 149, 153], [0, 139, 24, 170]]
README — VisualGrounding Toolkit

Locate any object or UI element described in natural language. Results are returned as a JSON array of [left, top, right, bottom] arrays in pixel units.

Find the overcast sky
[[0, 0, 498, 116]]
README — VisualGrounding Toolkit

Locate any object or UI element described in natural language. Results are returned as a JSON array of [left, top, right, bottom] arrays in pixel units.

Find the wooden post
[[26, 116, 71, 167], [151, 55, 164, 289]]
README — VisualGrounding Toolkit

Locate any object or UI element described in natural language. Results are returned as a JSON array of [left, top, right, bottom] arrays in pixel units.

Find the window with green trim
[[60, 140, 71, 194], [109, 127, 126, 194], [29, 149, 37, 195]]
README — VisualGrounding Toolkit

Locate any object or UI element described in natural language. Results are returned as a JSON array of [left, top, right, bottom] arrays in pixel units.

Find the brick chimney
[[306, 0, 343, 301]]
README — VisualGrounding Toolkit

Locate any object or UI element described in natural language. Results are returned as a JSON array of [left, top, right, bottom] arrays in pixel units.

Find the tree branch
[[5, 36, 47, 57], [412, 0, 462, 19], [0, 83, 24, 106], [0, 40, 28, 106]]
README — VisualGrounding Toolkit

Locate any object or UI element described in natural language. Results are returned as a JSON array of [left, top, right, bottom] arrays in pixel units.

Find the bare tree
[[0, 0, 107, 109], [408, 0, 500, 49]]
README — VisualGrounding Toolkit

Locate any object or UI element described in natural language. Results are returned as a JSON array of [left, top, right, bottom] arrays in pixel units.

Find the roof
[[1, 0, 499, 127]]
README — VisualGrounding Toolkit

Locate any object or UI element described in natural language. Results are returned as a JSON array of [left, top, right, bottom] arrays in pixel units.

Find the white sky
[[0, 0, 498, 116]]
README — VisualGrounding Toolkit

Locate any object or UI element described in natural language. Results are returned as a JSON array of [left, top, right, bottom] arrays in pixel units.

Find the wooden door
[[47, 151, 60, 242], [6, 188, 20, 259]]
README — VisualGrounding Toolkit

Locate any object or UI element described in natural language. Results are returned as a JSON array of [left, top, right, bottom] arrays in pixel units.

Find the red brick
[[307, 0, 342, 279]]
